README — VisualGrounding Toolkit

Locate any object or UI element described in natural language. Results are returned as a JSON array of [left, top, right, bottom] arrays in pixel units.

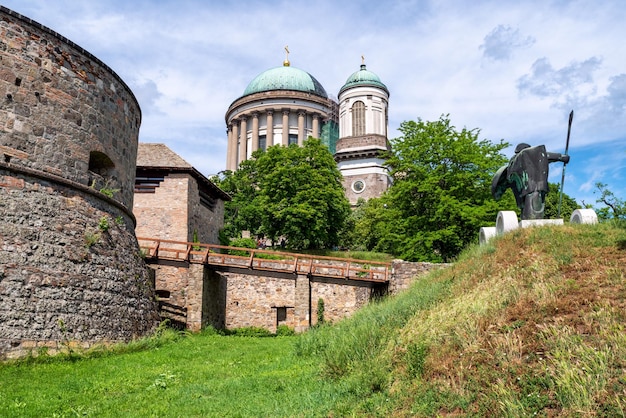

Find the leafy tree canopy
[[213, 138, 351, 250], [593, 182, 625, 221], [353, 115, 517, 262], [543, 182, 580, 220]]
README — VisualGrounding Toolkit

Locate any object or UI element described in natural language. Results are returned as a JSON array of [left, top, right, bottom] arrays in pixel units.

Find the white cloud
[[2, 0, 625, 203], [480, 25, 535, 61]]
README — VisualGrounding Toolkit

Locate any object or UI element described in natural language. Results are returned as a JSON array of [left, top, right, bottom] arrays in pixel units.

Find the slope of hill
[[297, 222, 626, 416], [1, 223, 624, 417]]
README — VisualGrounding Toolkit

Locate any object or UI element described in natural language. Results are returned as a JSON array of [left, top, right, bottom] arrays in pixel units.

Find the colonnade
[[226, 109, 322, 171]]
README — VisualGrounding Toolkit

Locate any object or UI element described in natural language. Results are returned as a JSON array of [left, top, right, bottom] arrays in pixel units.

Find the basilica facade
[[224, 57, 391, 205]]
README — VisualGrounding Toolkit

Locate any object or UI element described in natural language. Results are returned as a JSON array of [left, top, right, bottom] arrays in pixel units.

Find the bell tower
[[335, 59, 391, 205]]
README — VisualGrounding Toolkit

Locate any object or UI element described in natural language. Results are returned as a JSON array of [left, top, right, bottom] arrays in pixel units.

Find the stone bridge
[[138, 237, 445, 333]]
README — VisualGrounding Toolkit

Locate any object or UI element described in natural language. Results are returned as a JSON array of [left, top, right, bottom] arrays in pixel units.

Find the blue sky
[[3, 0, 624, 207]]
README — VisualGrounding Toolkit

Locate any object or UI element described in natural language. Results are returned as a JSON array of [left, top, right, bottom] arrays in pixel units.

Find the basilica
[[224, 54, 391, 205]]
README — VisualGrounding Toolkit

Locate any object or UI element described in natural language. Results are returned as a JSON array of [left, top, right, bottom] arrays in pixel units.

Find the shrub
[[228, 237, 257, 256], [276, 325, 295, 336]]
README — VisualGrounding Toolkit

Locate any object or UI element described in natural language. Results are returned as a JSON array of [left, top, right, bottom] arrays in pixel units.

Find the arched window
[[88, 151, 115, 177], [351, 101, 365, 136]]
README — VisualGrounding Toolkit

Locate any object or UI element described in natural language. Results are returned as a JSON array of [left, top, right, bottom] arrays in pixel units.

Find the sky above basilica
[[3, 0, 625, 206]]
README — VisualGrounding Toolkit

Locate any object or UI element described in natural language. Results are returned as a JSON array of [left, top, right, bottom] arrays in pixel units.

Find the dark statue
[[491, 143, 570, 220]]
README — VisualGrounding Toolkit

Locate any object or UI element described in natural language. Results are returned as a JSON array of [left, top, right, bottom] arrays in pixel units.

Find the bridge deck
[[137, 237, 390, 283]]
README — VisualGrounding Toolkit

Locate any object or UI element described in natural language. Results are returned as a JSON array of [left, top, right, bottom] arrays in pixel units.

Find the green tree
[[214, 138, 350, 250], [355, 115, 516, 262], [593, 182, 625, 221], [543, 182, 580, 220]]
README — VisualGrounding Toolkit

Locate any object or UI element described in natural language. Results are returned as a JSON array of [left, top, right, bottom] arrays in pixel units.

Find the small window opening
[[15, 78, 22, 87], [276, 307, 287, 325], [155, 289, 171, 299], [88, 151, 115, 177]]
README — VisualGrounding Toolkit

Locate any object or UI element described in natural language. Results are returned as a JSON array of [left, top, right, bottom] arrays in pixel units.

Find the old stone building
[[133, 143, 230, 329], [0, 6, 159, 358], [225, 55, 391, 205], [134, 143, 229, 245]]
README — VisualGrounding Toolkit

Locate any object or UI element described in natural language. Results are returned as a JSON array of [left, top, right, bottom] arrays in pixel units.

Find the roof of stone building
[[339, 64, 388, 95], [136, 143, 230, 201], [137, 143, 193, 168], [242, 64, 328, 98]]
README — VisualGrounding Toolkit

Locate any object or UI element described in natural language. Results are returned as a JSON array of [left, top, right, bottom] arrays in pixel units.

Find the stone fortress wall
[[0, 7, 159, 359]]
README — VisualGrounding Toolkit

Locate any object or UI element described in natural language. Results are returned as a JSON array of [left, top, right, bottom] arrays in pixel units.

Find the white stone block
[[479, 226, 497, 245], [496, 211, 519, 234], [570, 209, 598, 224], [519, 219, 564, 228]]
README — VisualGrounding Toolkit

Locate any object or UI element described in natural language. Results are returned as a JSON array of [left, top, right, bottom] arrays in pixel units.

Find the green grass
[[0, 331, 362, 417], [2, 222, 625, 417]]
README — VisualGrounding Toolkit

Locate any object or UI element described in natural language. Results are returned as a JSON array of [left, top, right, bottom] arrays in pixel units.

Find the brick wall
[[134, 174, 190, 242]]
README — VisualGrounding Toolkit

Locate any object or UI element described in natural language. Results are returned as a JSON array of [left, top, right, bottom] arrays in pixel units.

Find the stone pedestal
[[519, 219, 564, 228]]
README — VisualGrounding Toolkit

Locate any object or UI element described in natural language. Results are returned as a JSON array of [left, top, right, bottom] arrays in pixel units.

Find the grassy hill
[[297, 221, 626, 416], [1, 222, 624, 417]]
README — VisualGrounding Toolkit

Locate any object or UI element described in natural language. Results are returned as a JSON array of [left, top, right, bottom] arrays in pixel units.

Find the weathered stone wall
[[342, 171, 392, 205], [134, 173, 225, 245], [0, 7, 141, 208], [134, 174, 190, 242], [335, 134, 388, 152], [0, 7, 158, 359], [389, 260, 449, 294], [311, 281, 372, 325], [221, 273, 298, 332], [147, 259, 448, 334], [0, 170, 159, 359], [187, 176, 225, 245]]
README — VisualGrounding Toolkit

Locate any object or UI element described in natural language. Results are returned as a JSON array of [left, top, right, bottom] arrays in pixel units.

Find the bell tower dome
[[335, 59, 391, 205]]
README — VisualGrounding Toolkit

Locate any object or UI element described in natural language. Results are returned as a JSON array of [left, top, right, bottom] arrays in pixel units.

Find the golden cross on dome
[[283, 45, 290, 66]]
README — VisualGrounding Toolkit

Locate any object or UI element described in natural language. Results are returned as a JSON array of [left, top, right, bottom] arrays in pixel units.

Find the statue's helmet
[[514, 143, 531, 153]]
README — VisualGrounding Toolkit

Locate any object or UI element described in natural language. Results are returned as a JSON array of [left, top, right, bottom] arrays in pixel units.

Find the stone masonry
[[0, 7, 159, 359], [144, 259, 444, 333]]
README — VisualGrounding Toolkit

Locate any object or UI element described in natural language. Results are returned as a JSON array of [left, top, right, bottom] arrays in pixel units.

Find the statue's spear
[[557, 110, 574, 218]]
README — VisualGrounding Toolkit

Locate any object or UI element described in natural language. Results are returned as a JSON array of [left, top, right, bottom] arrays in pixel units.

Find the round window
[[351, 180, 365, 193]]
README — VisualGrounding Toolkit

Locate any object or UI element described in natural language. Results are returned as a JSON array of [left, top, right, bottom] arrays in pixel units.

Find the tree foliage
[[593, 182, 625, 221], [214, 139, 351, 250], [353, 115, 517, 262], [543, 182, 580, 220]]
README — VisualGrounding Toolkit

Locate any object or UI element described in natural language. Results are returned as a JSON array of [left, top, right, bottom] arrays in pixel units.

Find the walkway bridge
[[137, 237, 391, 284]]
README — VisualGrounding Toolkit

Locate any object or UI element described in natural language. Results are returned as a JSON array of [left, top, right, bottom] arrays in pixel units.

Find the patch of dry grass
[[386, 223, 626, 416]]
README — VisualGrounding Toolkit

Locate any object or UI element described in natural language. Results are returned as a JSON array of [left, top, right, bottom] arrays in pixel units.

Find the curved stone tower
[[0, 6, 159, 358]]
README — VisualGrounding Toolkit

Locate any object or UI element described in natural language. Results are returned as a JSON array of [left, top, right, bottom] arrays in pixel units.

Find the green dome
[[242, 65, 328, 98], [339, 64, 388, 95]]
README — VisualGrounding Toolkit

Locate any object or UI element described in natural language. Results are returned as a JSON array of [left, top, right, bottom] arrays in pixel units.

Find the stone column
[[266, 110, 274, 147], [293, 274, 311, 332], [238, 116, 248, 164], [312, 114, 320, 139], [226, 125, 233, 171], [186, 264, 206, 332], [251, 112, 259, 153], [231, 121, 239, 169], [297, 111, 305, 146], [282, 110, 289, 146]]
